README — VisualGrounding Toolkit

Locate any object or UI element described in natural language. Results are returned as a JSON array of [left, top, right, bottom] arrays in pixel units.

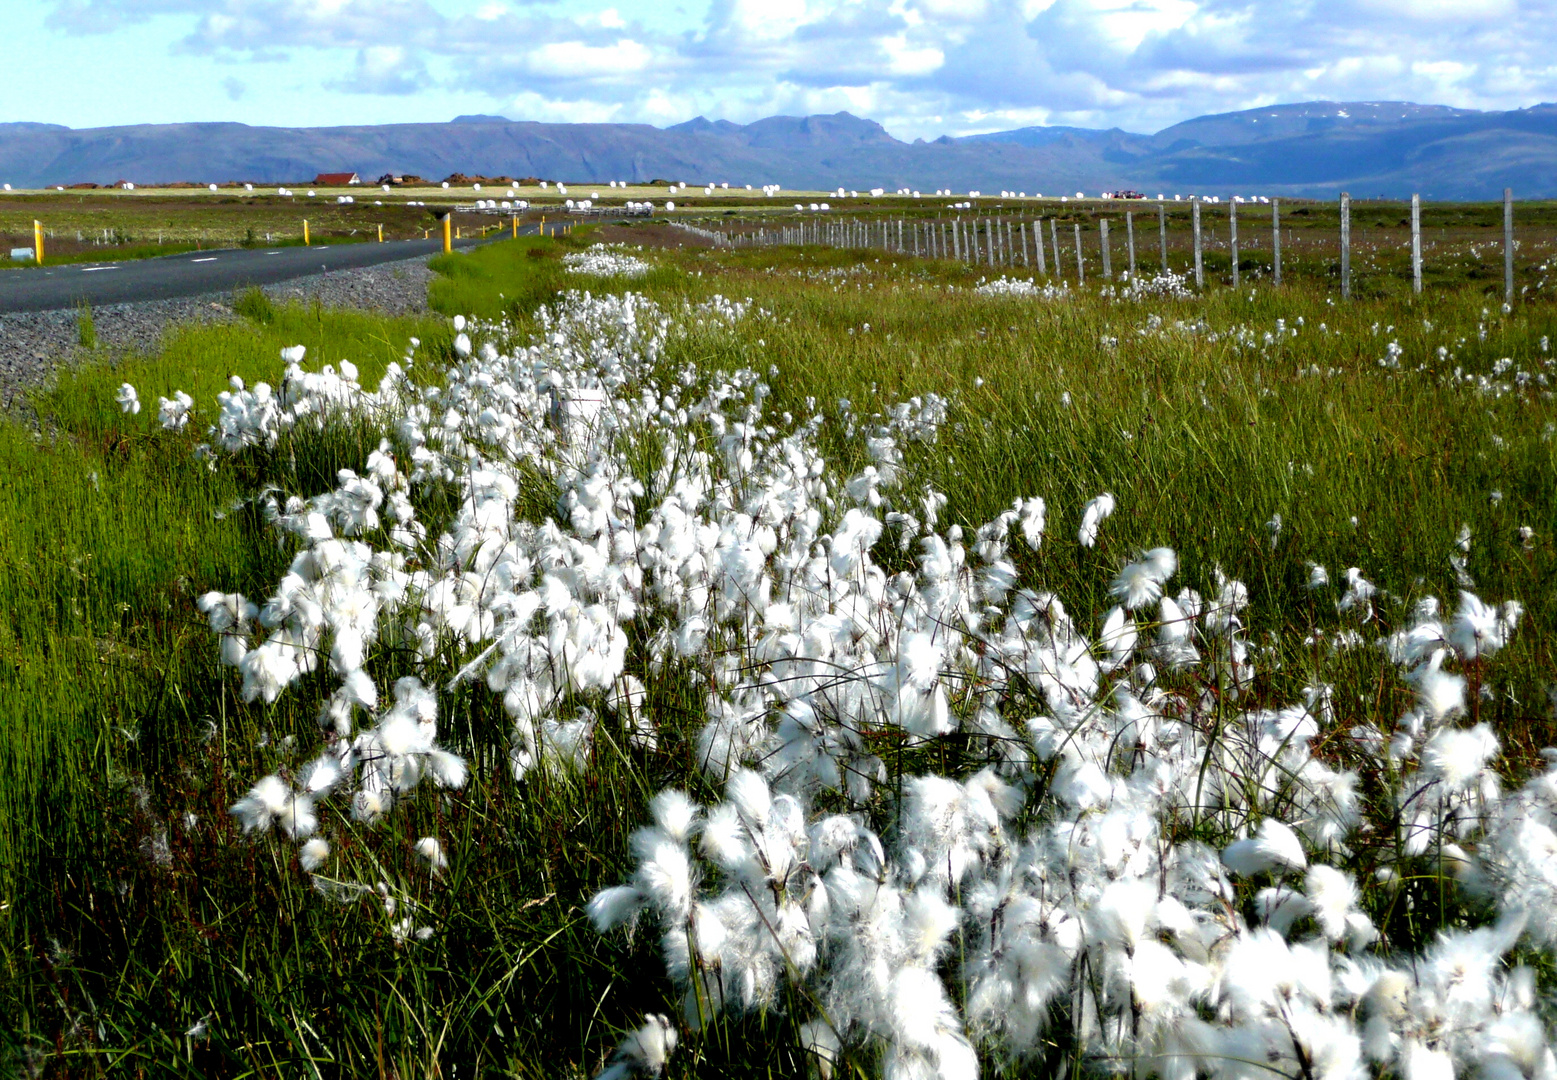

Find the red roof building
[[313, 172, 360, 186]]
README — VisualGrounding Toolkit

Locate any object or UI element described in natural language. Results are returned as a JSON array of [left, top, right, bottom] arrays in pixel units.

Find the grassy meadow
[[1, 223, 1555, 1076]]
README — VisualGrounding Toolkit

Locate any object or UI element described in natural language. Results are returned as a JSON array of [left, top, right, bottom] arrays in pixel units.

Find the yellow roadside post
[[303, 219, 310, 246], [540, 215, 546, 238], [512, 215, 517, 239], [456, 224, 461, 240], [377, 224, 383, 243], [442, 214, 452, 254], [33, 219, 43, 264]]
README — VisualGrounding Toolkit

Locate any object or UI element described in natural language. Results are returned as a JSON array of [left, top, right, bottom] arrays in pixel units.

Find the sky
[[6, 0, 1557, 139]]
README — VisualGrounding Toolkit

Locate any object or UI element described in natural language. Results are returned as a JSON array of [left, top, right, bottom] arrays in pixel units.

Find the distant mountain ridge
[[3, 100, 1557, 199]]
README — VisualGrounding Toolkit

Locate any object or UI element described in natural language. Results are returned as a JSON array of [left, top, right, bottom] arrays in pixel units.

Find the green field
[[2, 224, 1555, 1077]]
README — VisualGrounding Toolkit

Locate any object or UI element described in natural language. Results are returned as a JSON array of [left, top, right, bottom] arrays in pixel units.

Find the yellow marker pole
[[377, 224, 383, 243], [33, 219, 43, 264], [442, 215, 451, 254], [303, 219, 310, 246], [540, 215, 546, 238], [455, 225, 461, 240], [512, 215, 517, 239]]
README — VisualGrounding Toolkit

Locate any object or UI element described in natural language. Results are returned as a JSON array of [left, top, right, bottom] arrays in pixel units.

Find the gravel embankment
[[0, 255, 436, 409]]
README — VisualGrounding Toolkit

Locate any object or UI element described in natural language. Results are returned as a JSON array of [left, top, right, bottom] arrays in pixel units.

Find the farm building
[[312, 172, 360, 186]]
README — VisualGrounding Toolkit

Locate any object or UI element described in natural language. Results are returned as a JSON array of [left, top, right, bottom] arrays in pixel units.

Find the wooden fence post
[[1100, 219, 1112, 280], [1504, 187, 1514, 304], [1051, 219, 1061, 278], [1411, 194, 1421, 294], [1158, 202, 1168, 273], [1126, 211, 1136, 279], [1192, 200, 1203, 289], [1340, 192, 1351, 300], [1074, 223, 1084, 284], [1272, 199, 1281, 286], [1035, 220, 1047, 274], [1229, 200, 1239, 288]]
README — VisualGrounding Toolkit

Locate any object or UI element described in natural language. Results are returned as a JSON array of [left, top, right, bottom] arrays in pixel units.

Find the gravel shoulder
[[0, 254, 436, 409]]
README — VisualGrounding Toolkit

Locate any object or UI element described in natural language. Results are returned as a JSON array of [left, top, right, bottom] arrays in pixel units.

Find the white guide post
[[1159, 202, 1168, 273], [1272, 199, 1282, 286], [1504, 187, 1515, 304], [1340, 192, 1351, 300], [1192, 200, 1203, 289], [1411, 194, 1422, 294], [1229, 200, 1239, 288]]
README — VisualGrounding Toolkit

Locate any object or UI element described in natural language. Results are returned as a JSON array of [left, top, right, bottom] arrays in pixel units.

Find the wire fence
[[699, 189, 1532, 301]]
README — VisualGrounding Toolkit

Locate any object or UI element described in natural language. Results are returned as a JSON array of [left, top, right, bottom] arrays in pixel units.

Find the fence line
[[702, 191, 1526, 299]]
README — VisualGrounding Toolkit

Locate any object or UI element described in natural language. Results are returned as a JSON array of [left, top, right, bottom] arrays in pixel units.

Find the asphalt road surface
[[0, 234, 519, 314]]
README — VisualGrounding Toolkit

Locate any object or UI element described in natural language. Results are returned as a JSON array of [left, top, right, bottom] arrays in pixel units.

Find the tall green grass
[[2, 234, 1555, 1075]]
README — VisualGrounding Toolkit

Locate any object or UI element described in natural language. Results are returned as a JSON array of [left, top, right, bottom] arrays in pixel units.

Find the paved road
[[0, 233, 522, 314]]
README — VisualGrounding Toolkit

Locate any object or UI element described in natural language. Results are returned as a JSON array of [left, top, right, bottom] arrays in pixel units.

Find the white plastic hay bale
[[10, 248, 36, 261]]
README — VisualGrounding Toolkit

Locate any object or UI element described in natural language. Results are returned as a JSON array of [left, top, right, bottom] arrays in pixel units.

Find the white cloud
[[523, 39, 655, 79]]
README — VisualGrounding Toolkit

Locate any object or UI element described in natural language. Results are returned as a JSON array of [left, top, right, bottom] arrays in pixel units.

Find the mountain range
[[3, 100, 1557, 200]]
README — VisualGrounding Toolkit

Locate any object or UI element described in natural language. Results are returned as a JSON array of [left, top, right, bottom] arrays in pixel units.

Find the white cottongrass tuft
[[1078, 491, 1116, 547], [415, 836, 448, 875], [175, 284, 1548, 1079], [972, 276, 1069, 299], [1222, 818, 1308, 877], [564, 244, 652, 278], [298, 837, 330, 871], [597, 1013, 677, 1079]]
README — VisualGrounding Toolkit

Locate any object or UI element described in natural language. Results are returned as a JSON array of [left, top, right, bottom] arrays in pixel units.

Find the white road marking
[[191, 257, 217, 263], [81, 266, 119, 272]]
